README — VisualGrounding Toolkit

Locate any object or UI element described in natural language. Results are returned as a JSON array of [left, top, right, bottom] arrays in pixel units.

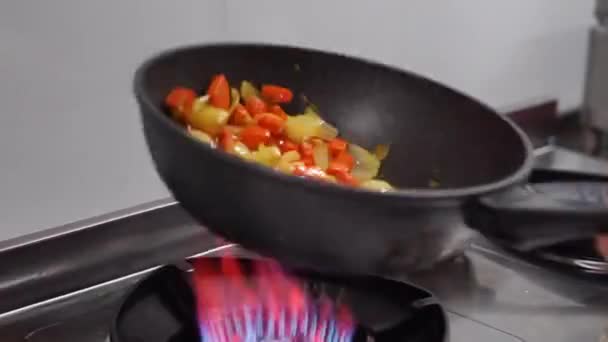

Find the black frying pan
[[134, 43, 608, 275]]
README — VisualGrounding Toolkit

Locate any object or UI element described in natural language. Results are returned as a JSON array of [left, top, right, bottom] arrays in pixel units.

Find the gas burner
[[193, 257, 359, 341], [110, 258, 447, 342]]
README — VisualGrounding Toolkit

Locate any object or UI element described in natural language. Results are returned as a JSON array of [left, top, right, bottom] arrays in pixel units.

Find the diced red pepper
[[299, 141, 314, 159], [165, 87, 196, 120], [276, 138, 298, 153], [333, 151, 355, 171], [328, 138, 348, 157], [269, 104, 289, 120], [165, 87, 196, 109], [327, 161, 350, 176], [333, 170, 359, 186], [245, 96, 267, 116], [256, 113, 285, 135], [261, 85, 294, 103], [240, 125, 271, 150], [301, 157, 315, 166], [219, 128, 236, 152], [207, 74, 230, 109], [229, 104, 253, 126], [327, 150, 357, 186]]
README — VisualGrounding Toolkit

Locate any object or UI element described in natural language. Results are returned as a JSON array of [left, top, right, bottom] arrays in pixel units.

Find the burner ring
[[110, 260, 448, 342]]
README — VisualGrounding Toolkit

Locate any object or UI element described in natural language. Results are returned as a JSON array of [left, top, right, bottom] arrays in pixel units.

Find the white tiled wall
[[0, 0, 596, 241]]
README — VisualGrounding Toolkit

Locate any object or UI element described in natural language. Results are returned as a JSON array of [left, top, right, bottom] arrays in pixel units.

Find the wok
[[134, 44, 608, 275]]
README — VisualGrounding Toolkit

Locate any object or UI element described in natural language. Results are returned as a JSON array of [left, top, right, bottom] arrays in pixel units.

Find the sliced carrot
[[270, 104, 289, 120], [229, 104, 253, 126], [245, 96, 267, 116], [328, 138, 348, 156], [240, 125, 271, 150], [207, 74, 231, 109], [261, 85, 293, 103], [256, 113, 285, 135]]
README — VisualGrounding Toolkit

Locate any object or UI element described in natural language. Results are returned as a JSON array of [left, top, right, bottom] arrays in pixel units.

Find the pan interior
[[138, 44, 529, 190]]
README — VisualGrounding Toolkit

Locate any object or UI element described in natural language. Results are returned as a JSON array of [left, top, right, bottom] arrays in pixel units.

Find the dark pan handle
[[464, 169, 608, 251]]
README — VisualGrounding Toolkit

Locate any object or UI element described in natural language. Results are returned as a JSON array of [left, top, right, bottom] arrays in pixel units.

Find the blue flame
[[199, 303, 354, 342]]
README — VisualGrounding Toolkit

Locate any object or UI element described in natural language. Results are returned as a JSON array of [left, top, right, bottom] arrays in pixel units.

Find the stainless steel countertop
[[534, 145, 608, 175], [0, 245, 527, 342], [0, 146, 607, 341], [409, 243, 608, 342]]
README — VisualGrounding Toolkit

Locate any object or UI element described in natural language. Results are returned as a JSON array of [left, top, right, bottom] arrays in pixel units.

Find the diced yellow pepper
[[251, 145, 282, 167], [188, 128, 215, 147], [228, 88, 240, 113], [360, 179, 394, 192], [232, 142, 251, 160], [187, 101, 230, 136], [349, 144, 381, 182], [285, 113, 338, 143], [374, 144, 390, 161], [275, 150, 301, 174], [240, 81, 259, 101], [312, 140, 329, 170]]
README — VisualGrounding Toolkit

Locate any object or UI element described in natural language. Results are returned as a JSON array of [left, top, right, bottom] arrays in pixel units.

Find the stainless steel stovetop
[[0, 146, 607, 341]]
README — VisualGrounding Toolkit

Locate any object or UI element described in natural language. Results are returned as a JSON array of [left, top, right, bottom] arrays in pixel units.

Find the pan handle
[[464, 169, 608, 251]]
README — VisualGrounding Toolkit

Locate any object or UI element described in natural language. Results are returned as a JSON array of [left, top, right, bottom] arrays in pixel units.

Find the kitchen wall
[[0, 0, 595, 241], [225, 0, 595, 112], [0, 0, 226, 241]]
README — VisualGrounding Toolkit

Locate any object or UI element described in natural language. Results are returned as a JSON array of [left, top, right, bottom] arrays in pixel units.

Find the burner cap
[[110, 259, 447, 342]]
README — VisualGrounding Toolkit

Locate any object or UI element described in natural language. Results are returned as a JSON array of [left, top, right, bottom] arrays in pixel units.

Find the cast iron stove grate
[[110, 258, 447, 341]]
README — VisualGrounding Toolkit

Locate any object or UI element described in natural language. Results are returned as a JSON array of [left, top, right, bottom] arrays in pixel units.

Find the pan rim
[[133, 42, 535, 200]]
